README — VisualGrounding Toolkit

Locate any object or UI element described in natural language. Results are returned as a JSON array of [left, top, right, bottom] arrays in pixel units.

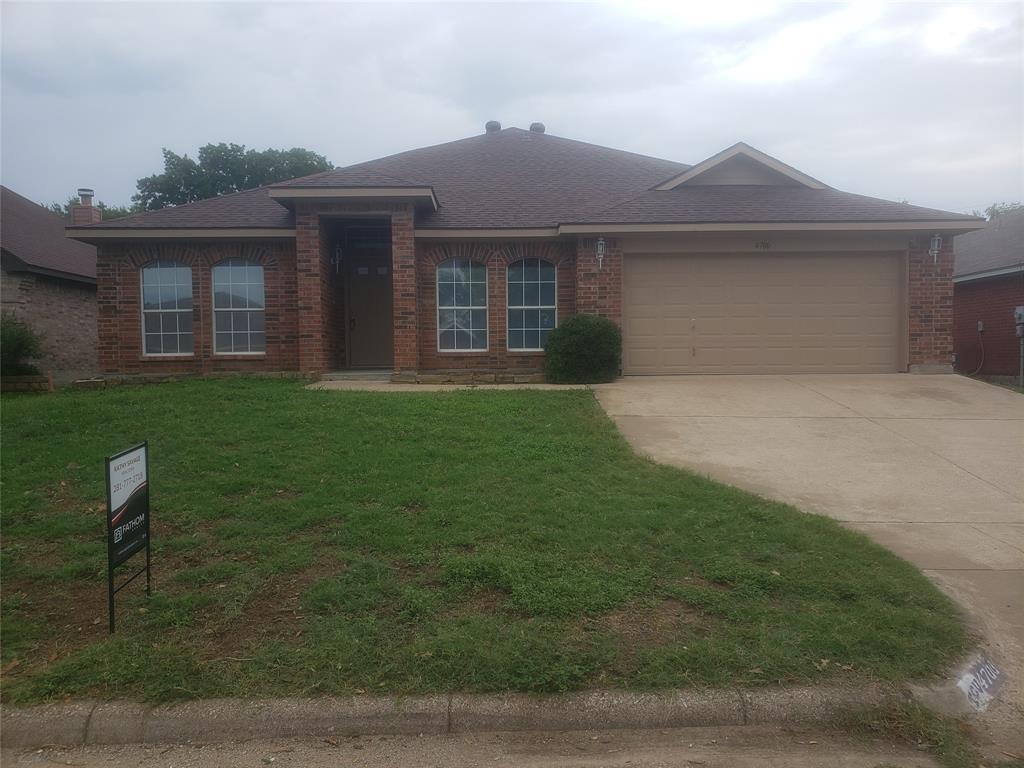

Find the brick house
[[953, 209, 1024, 378], [2, 185, 98, 381], [67, 124, 984, 380]]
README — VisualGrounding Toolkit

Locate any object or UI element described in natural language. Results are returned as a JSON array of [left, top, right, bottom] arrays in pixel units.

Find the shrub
[[543, 314, 621, 384], [1, 313, 43, 376]]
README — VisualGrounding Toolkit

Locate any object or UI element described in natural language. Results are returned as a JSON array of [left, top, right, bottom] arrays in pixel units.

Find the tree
[[971, 202, 1024, 220], [46, 196, 137, 220], [131, 143, 333, 210]]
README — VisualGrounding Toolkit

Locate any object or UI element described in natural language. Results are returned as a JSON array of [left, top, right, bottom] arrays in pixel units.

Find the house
[[2, 185, 98, 381], [66, 124, 985, 380], [953, 208, 1024, 378]]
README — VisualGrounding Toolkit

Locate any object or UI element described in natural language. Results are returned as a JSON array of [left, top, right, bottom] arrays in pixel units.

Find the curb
[[0, 684, 896, 749]]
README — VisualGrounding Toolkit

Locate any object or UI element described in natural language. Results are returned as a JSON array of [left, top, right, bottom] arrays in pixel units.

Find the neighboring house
[[67, 124, 984, 380], [953, 208, 1024, 378], [2, 185, 98, 381]]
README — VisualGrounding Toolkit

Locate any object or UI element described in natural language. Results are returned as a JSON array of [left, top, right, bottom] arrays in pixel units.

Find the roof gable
[[655, 142, 827, 190]]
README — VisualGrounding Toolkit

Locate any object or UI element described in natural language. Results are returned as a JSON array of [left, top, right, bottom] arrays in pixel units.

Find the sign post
[[105, 442, 151, 633]]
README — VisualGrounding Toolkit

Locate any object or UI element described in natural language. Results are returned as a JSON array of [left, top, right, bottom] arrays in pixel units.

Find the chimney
[[529, 122, 546, 134], [484, 120, 501, 134], [70, 187, 102, 225]]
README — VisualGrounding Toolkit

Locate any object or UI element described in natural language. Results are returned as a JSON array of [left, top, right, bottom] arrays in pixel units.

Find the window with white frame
[[437, 258, 487, 351], [212, 259, 266, 354], [507, 258, 556, 350], [141, 261, 193, 355]]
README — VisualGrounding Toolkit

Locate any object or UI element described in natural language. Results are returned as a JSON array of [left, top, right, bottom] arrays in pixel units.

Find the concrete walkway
[[595, 374, 1024, 751], [309, 380, 587, 392]]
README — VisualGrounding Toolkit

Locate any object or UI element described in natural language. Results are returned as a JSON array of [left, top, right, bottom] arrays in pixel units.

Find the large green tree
[[971, 201, 1024, 220], [132, 143, 333, 210]]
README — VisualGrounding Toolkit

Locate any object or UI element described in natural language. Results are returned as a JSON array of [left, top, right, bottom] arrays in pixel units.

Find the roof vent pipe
[[485, 120, 501, 134], [529, 122, 545, 134]]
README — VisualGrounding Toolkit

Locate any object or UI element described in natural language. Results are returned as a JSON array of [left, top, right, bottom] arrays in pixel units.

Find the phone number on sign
[[112, 472, 145, 495]]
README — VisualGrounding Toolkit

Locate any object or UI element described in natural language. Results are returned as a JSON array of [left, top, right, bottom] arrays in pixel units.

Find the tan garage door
[[623, 252, 903, 374]]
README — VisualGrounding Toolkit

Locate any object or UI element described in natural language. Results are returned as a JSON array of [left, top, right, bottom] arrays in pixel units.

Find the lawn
[[0, 379, 968, 704]]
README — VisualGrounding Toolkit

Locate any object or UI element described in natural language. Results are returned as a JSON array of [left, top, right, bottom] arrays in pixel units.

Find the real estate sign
[[106, 443, 150, 565], [105, 442, 152, 632]]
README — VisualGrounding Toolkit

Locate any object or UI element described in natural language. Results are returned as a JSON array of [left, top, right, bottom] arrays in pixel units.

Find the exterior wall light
[[596, 236, 606, 270], [929, 233, 943, 263]]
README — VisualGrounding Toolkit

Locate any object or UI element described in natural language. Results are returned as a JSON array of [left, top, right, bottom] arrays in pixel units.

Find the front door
[[346, 255, 393, 368]]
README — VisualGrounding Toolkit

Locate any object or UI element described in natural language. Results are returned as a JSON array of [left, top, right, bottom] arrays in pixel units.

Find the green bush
[[1, 313, 43, 376], [543, 314, 621, 384]]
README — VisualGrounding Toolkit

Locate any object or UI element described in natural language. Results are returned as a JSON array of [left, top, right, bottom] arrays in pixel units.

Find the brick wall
[[574, 236, 622, 323], [95, 240, 298, 375], [908, 234, 954, 370], [953, 272, 1024, 376], [1, 265, 97, 381], [415, 240, 575, 371]]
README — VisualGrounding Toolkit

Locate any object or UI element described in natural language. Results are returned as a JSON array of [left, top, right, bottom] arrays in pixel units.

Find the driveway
[[595, 374, 1024, 750]]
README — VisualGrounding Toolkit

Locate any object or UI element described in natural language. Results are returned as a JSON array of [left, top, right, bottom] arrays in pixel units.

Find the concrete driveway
[[595, 374, 1024, 749]]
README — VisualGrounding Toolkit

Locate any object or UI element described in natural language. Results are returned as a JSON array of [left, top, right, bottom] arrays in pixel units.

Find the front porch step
[[321, 370, 392, 382]]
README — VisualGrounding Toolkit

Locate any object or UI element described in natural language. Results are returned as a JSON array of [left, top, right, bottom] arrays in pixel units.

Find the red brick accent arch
[[415, 240, 575, 371]]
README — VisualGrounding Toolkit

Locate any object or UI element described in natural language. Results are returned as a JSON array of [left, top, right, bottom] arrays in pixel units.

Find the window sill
[[141, 354, 195, 360], [436, 350, 490, 355], [212, 353, 267, 360], [507, 350, 545, 355]]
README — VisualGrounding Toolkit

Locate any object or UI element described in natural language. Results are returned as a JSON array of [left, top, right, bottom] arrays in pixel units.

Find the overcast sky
[[2, 1, 1021, 214]]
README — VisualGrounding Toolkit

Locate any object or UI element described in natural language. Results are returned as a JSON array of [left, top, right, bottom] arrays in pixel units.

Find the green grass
[[1, 379, 968, 704], [845, 701, 1022, 768]]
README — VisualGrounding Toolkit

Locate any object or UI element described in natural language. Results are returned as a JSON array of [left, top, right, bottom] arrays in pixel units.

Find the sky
[[2, 0, 1022, 215]]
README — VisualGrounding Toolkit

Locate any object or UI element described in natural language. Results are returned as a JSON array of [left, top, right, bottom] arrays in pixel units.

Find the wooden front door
[[346, 255, 394, 368]]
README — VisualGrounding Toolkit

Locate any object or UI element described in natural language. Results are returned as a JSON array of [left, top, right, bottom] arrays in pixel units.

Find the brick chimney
[[70, 188, 102, 225]]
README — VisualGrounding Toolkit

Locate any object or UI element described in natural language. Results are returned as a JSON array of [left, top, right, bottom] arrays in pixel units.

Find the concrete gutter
[[1, 685, 896, 748]]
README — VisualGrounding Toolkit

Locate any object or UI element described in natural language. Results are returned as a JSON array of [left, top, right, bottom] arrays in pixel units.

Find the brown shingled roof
[[954, 208, 1024, 278], [575, 185, 982, 225], [68, 127, 980, 233], [1, 186, 96, 281], [80, 186, 294, 230]]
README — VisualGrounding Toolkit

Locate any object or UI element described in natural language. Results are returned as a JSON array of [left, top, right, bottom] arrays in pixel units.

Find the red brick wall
[[574, 237, 622, 324], [95, 240, 298, 375], [908, 235, 954, 370], [954, 272, 1024, 376], [415, 240, 575, 371], [1, 265, 97, 381]]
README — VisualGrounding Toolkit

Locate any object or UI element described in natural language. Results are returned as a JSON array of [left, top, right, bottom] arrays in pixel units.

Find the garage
[[622, 252, 904, 374]]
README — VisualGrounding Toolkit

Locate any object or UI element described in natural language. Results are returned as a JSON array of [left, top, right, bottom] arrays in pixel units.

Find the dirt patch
[[442, 588, 506, 617], [197, 555, 343, 659], [590, 598, 712, 648]]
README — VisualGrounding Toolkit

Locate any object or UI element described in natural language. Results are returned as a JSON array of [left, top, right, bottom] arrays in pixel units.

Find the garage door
[[623, 252, 903, 374]]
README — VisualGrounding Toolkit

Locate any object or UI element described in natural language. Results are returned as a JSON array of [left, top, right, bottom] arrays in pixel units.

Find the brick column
[[908, 233, 954, 373], [95, 244, 121, 373], [391, 204, 419, 374], [574, 236, 622, 323], [295, 203, 325, 375]]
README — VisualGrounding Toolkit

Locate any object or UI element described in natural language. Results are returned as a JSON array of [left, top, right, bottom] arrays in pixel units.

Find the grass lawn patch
[[1, 379, 968, 703]]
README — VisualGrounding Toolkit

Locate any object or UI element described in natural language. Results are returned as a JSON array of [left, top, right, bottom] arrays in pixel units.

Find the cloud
[[1, 1, 1020, 214]]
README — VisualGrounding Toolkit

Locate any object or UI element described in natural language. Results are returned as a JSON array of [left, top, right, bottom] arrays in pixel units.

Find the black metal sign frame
[[105, 441, 152, 632]]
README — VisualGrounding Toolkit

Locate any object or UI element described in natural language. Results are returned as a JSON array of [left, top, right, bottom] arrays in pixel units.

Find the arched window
[[437, 258, 487, 351], [212, 259, 265, 354], [141, 261, 193, 355], [507, 259, 556, 350]]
